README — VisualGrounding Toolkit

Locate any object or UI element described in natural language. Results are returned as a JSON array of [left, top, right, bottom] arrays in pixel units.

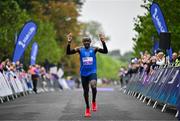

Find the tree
[[81, 21, 110, 45], [24, 20, 62, 65], [119, 51, 134, 63], [133, 0, 180, 56], [0, 0, 30, 60], [96, 54, 126, 80], [26, 0, 83, 74]]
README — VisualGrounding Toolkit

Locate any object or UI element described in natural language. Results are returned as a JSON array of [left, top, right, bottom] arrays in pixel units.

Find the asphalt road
[[0, 87, 178, 121]]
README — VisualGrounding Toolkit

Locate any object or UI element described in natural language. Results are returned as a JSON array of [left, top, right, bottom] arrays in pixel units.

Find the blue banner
[[13, 21, 37, 62], [126, 66, 180, 107], [153, 40, 159, 54], [150, 2, 168, 34], [166, 47, 173, 62], [30, 42, 38, 65]]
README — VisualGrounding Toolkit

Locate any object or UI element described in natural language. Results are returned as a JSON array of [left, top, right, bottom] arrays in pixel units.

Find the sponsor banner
[[153, 40, 159, 54], [166, 47, 173, 62], [30, 42, 38, 65], [150, 2, 168, 34], [126, 67, 180, 107], [13, 21, 37, 62]]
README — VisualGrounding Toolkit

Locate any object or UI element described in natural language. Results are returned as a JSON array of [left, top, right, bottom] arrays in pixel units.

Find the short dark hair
[[82, 37, 91, 42]]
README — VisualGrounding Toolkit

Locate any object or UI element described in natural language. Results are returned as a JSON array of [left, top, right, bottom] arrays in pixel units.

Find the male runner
[[66, 33, 108, 117]]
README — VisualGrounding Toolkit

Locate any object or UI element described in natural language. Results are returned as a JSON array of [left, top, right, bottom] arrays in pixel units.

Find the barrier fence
[[125, 66, 180, 117], [0, 70, 70, 103], [0, 71, 33, 102]]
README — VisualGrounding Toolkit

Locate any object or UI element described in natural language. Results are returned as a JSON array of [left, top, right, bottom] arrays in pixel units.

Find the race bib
[[82, 57, 93, 65]]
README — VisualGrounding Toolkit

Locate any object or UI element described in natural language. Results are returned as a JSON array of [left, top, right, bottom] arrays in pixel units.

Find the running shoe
[[85, 108, 91, 117], [92, 102, 97, 111]]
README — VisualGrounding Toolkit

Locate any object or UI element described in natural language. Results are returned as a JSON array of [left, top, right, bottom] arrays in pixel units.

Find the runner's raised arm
[[66, 33, 80, 55], [95, 34, 108, 54]]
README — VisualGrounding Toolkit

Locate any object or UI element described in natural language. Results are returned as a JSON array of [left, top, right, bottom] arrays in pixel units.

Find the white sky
[[78, 0, 146, 54]]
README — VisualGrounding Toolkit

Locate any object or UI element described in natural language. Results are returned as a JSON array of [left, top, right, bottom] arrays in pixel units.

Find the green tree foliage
[[26, 0, 83, 73], [119, 51, 134, 64], [0, 0, 125, 81], [0, 0, 83, 71], [26, 1, 82, 43], [133, 0, 180, 56], [96, 54, 125, 80], [0, 0, 30, 60], [24, 20, 62, 65]]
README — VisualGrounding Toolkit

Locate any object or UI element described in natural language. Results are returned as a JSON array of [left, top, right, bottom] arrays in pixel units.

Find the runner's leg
[[90, 79, 97, 102], [89, 73, 97, 103], [81, 76, 90, 108]]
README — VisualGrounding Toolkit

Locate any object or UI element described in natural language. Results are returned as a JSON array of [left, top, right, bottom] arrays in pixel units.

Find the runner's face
[[83, 40, 91, 49]]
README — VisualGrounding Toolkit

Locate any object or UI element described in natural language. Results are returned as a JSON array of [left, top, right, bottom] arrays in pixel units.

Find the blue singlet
[[80, 47, 97, 76]]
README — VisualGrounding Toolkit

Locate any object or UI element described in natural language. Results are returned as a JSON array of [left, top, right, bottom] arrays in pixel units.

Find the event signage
[[166, 47, 173, 62], [13, 21, 37, 62], [150, 2, 168, 34], [30, 42, 38, 65], [153, 40, 159, 54]]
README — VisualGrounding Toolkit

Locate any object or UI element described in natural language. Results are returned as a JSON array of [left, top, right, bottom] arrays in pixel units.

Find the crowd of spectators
[[0, 59, 64, 94], [0, 58, 84, 95], [119, 50, 180, 87]]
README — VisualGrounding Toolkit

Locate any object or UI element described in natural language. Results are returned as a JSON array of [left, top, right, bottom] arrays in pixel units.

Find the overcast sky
[[78, 0, 147, 54]]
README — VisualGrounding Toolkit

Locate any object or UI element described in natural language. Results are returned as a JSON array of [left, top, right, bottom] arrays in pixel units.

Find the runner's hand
[[67, 33, 72, 43], [99, 33, 105, 42]]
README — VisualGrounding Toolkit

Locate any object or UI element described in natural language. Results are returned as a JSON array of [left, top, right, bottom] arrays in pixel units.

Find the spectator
[[0, 61, 5, 73], [175, 51, 180, 66], [29, 65, 39, 94], [156, 52, 165, 66], [171, 52, 178, 64], [118, 68, 125, 87]]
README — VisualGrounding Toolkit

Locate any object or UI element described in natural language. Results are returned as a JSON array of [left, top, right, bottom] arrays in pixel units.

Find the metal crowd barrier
[[0, 71, 32, 103], [125, 66, 180, 117], [0, 70, 72, 103]]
